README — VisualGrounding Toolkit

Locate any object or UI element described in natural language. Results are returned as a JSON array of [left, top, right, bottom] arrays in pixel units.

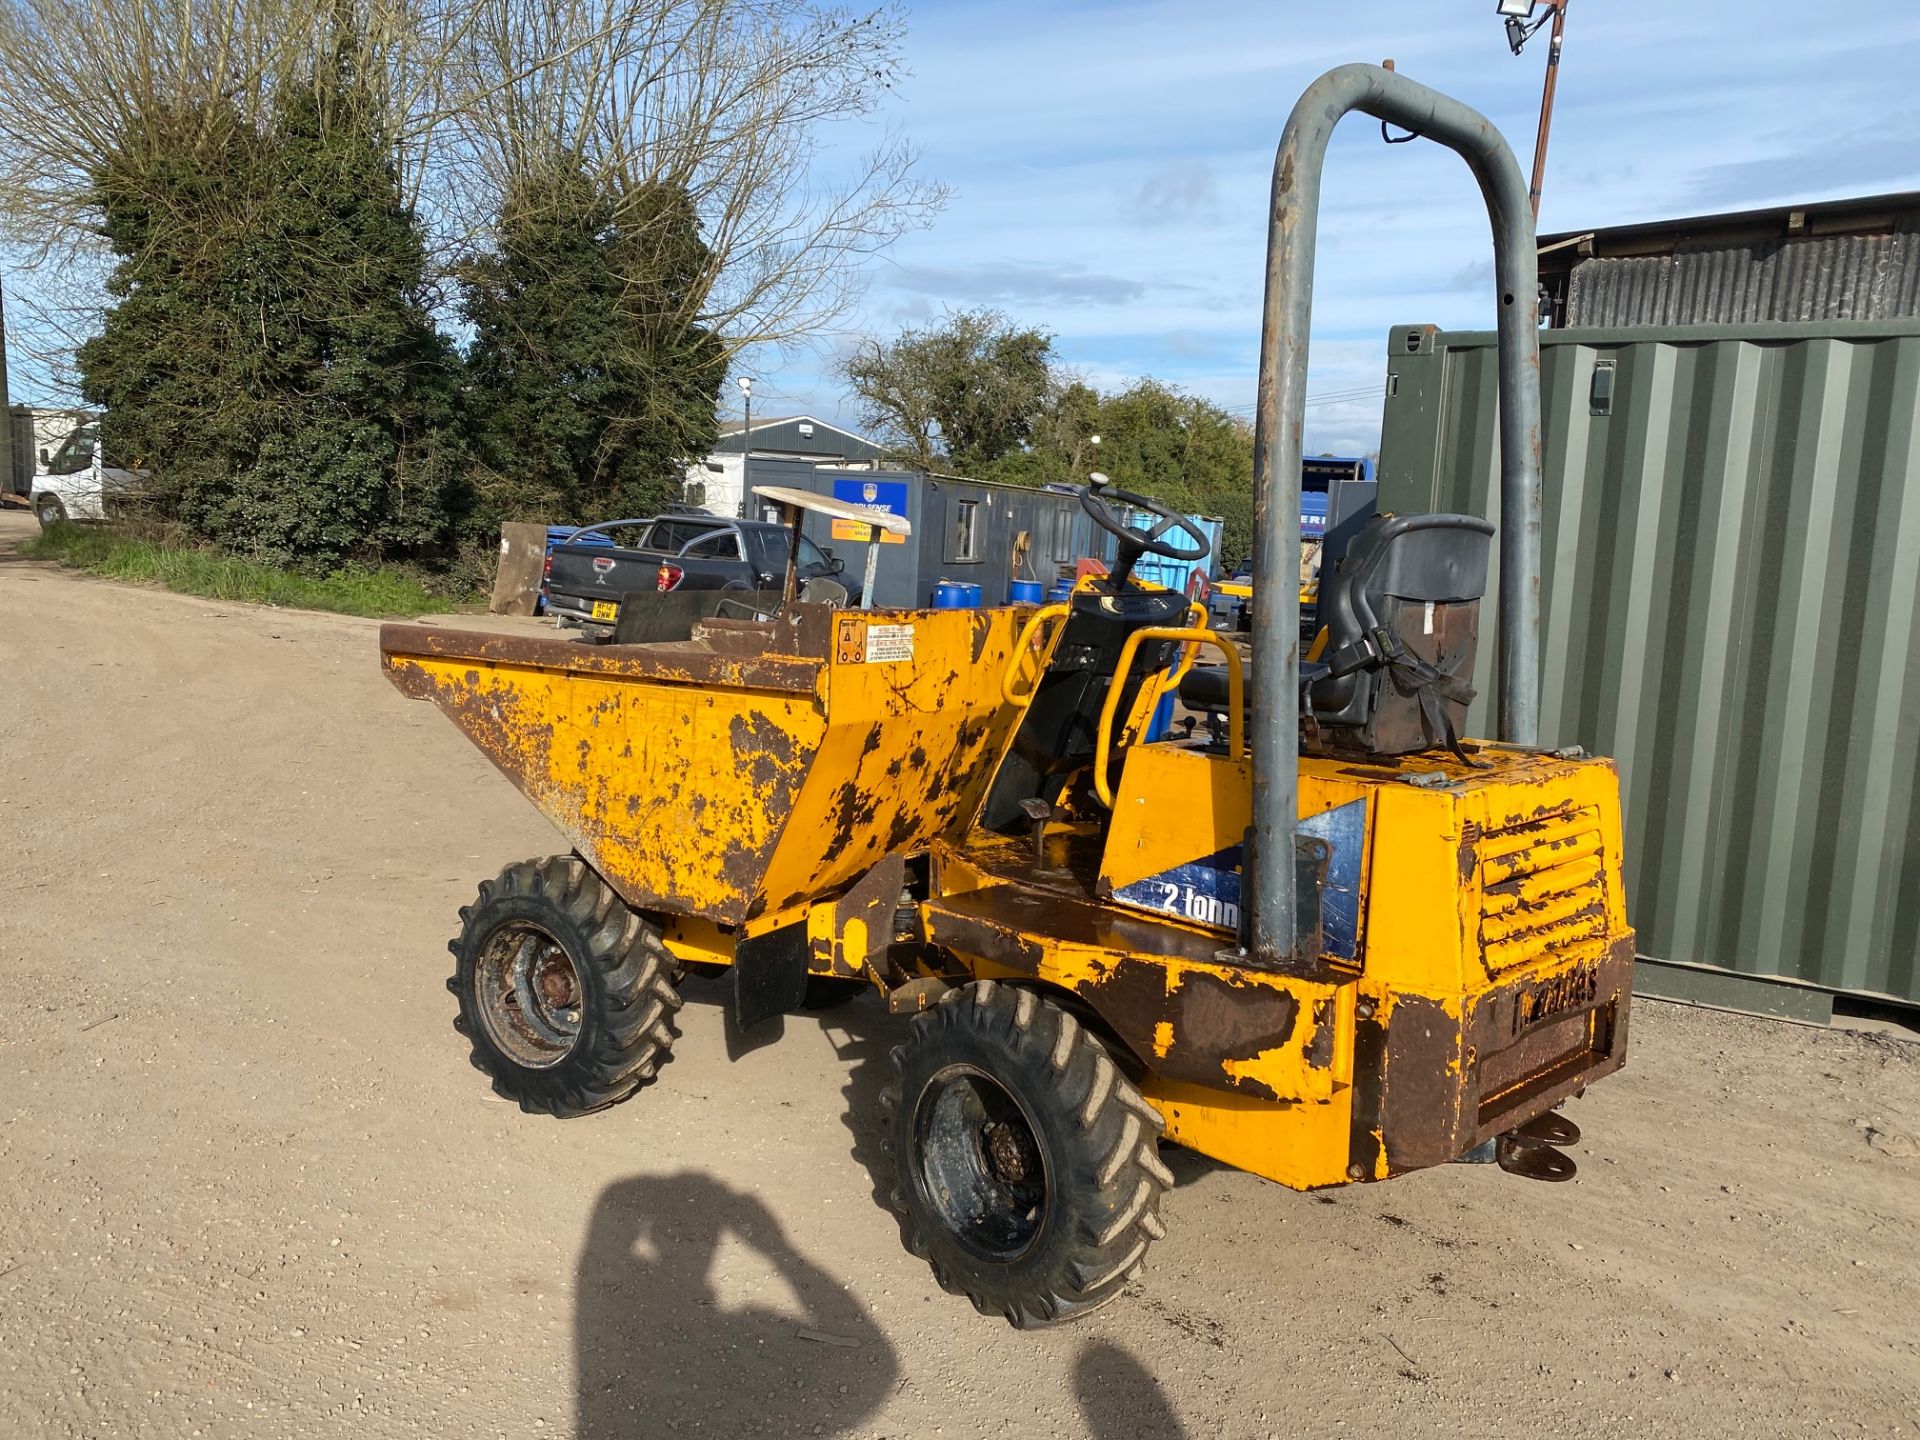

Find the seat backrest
[[1306, 513, 1493, 756], [799, 576, 849, 608]]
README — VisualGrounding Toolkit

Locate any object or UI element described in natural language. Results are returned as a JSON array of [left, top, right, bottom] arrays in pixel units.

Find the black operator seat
[[1306, 512, 1492, 757], [1177, 661, 1235, 713], [1175, 512, 1493, 760]]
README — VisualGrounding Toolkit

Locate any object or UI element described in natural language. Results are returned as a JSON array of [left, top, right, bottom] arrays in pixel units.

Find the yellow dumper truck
[[382, 64, 1631, 1327]]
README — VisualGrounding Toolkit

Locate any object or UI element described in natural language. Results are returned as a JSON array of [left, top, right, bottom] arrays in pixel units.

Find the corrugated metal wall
[[1565, 232, 1920, 326], [1378, 319, 1920, 1007]]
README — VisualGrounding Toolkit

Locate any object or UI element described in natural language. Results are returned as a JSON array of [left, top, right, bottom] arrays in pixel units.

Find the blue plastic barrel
[[932, 581, 979, 609], [1147, 691, 1177, 743], [1048, 580, 1074, 602], [1009, 579, 1044, 606]]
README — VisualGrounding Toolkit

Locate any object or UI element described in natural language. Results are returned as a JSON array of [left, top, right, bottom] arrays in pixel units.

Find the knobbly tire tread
[[447, 855, 683, 1118], [883, 981, 1170, 1328]]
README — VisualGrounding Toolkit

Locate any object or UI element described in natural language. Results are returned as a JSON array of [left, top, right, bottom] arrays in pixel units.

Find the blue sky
[[10, 0, 1918, 454], [749, 0, 1920, 454]]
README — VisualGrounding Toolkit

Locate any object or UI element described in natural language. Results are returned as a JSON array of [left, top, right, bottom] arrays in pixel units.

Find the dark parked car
[[544, 514, 849, 630]]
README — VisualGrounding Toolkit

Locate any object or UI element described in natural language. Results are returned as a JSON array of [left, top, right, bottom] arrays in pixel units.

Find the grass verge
[[22, 524, 462, 619]]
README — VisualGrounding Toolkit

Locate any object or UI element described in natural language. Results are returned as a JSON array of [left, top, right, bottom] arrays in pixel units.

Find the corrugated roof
[[1542, 191, 1920, 328], [717, 414, 807, 435], [1564, 233, 1920, 326]]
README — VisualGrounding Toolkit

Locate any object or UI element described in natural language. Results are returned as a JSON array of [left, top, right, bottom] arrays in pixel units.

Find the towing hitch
[[1495, 1111, 1583, 1182]]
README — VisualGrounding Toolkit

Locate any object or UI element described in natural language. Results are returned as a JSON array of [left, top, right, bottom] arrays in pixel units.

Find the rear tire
[[883, 981, 1172, 1327], [34, 495, 65, 529], [448, 855, 682, 1117]]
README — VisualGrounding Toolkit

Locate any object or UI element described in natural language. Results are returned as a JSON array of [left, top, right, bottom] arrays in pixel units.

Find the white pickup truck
[[30, 424, 147, 528]]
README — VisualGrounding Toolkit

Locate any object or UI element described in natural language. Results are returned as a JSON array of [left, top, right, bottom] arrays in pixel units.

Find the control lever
[[1017, 797, 1058, 873]]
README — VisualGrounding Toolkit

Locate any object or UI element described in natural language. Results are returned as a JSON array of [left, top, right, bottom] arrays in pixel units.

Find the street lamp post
[[735, 376, 753, 519], [1496, 0, 1571, 219]]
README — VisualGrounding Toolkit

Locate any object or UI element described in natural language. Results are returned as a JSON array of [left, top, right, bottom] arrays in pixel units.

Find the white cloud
[[1133, 160, 1221, 228], [718, 1, 1920, 453]]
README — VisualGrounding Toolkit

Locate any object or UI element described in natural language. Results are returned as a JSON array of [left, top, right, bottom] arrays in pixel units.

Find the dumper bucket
[[380, 606, 1028, 928]]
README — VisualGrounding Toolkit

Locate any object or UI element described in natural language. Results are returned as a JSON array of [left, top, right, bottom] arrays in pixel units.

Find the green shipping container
[[1378, 319, 1920, 1019]]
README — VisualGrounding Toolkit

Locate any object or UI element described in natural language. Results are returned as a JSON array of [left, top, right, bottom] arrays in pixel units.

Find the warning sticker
[[863, 624, 915, 664]]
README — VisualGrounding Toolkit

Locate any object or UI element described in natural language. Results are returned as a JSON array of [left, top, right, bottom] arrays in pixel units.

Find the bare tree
[[0, 0, 942, 393], [0, 0, 446, 382], [442, 0, 943, 360]]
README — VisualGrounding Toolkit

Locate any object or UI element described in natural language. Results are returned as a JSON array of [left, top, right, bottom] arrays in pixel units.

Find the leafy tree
[[74, 100, 264, 523], [2, 0, 943, 397], [844, 313, 1256, 565], [1078, 380, 1255, 567], [976, 377, 1100, 489], [459, 163, 724, 525], [977, 377, 1255, 566], [841, 308, 1053, 471], [78, 49, 465, 566]]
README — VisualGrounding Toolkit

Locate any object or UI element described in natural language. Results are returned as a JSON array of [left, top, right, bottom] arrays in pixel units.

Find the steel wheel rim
[[474, 921, 583, 1069], [912, 1063, 1050, 1262]]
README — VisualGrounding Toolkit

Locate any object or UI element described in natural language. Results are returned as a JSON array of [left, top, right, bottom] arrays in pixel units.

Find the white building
[[685, 415, 889, 517]]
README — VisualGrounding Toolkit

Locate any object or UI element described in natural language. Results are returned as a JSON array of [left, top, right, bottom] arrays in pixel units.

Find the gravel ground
[[1, 510, 1916, 1439]]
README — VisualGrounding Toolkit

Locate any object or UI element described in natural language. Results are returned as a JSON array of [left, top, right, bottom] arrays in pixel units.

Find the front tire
[[448, 855, 682, 1117], [884, 981, 1172, 1327], [34, 495, 66, 529]]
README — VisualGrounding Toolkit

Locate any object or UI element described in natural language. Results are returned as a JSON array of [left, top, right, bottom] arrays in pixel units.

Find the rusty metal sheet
[[384, 608, 1032, 931], [1349, 934, 1633, 1177], [923, 882, 1348, 1105], [383, 642, 818, 925], [812, 853, 907, 981], [379, 622, 823, 694]]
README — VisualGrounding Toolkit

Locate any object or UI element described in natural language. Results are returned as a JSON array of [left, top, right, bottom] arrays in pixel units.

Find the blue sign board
[[830, 478, 910, 544]]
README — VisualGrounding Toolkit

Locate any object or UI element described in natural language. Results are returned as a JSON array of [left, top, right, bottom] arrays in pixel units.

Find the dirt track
[[1, 510, 1916, 1439]]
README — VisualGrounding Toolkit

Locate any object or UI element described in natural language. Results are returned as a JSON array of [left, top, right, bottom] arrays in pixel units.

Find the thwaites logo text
[[1511, 963, 1599, 1037]]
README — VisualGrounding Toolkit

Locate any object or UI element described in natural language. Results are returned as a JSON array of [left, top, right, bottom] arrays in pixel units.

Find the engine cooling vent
[[1476, 806, 1609, 974]]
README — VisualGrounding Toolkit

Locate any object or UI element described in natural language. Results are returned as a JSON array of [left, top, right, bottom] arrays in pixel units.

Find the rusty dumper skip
[[381, 65, 1632, 1327]]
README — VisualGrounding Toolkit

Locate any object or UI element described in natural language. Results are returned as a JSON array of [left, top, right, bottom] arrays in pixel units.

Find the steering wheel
[[1078, 475, 1211, 585]]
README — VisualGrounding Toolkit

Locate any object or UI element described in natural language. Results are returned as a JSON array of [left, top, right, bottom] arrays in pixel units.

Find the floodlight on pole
[[1496, 0, 1571, 218]]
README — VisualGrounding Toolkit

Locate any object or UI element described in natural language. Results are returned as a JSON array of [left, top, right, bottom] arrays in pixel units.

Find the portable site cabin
[[742, 458, 1121, 609]]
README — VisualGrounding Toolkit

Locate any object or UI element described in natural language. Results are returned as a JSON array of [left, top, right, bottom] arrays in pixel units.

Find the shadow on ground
[[575, 1171, 898, 1440], [610, 982, 1194, 1439], [676, 976, 916, 1245], [1074, 1338, 1189, 1439]]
